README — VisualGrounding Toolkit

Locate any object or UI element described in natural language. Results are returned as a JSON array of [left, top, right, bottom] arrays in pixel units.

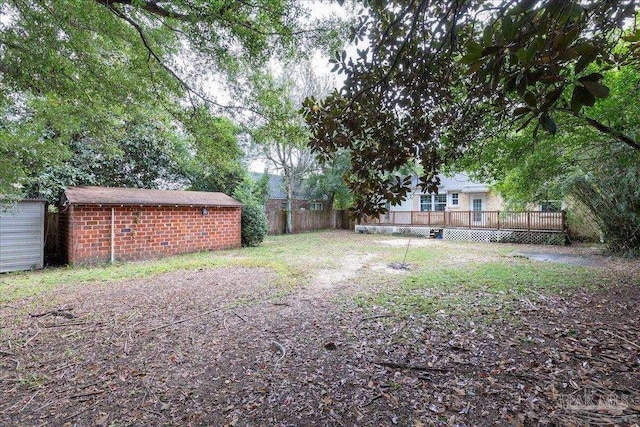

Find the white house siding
[[395, 173, 504, 213], [0, 201, 45, 273], [390, 193, 415, 211]]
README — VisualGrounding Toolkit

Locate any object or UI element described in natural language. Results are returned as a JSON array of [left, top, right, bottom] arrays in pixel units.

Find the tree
[[302, 1, 640, 218], [181, 113, 246, 196], [304, 149, 353, 210], [0, 0, 337, 197], [24, 116, 189, 202], [248, 64, 334, 233], [454, 64, 640, 254]]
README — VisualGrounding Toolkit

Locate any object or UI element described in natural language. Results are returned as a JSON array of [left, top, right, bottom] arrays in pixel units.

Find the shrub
[[241, 202, 268, 247]]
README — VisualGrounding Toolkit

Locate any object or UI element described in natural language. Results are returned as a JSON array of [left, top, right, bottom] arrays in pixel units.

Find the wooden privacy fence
[[267, 210, 354, 235], [369, 210, 565, 232]]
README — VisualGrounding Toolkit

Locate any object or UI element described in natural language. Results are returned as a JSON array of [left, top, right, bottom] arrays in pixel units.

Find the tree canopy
[[0, 0, 343, 198], [454, 64, 640, 253], [302, 0, 640, 218]]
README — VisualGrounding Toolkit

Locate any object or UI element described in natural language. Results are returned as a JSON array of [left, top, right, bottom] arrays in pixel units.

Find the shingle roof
[[63, 186, 242, 207], [410, 173, 490, 193], [250, 173, 307, 200]]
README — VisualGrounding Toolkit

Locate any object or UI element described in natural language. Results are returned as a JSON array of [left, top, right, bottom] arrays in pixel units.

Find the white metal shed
[[0, 200, 45, 273]]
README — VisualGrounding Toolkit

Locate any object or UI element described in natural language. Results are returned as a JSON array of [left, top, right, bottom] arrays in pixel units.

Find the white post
[[111, 207, 115, 264]]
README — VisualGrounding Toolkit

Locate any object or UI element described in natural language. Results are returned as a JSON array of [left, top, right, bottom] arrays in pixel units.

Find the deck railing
[[368, 210, 565, 231]]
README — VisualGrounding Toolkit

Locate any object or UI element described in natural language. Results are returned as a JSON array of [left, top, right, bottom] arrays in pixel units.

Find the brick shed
[[60, 186, 242, 265]]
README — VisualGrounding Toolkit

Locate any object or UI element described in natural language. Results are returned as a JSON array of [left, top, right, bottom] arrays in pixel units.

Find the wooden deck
[[366, 210, 566, 232]]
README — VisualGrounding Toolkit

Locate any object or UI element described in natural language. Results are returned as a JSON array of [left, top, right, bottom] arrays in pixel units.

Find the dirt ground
[[1, 235, 639, 426]]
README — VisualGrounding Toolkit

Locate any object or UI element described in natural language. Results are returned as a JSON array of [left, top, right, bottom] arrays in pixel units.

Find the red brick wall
[[63, 205, 241, 265]]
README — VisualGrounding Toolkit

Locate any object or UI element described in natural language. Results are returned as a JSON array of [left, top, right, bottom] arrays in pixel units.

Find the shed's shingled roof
[[63, 186, 242, 207]]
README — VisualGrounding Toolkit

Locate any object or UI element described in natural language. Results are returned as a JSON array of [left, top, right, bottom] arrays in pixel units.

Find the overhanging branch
[[94, 0, 189, 20], [560, 108, 640, 151]]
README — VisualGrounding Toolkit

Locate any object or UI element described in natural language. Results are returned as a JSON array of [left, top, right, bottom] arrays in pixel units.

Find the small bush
[[241, 203, 268, 247]]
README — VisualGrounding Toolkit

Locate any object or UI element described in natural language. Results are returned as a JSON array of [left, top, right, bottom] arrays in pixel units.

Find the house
[[251, 173, 327, 211], [361, 173, 566, 245], [387, 173, 503, 215], [0, 199, 46, 273], [60, 186, 242, 265]]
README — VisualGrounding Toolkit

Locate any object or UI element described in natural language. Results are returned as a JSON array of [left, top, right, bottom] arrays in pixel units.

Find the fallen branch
[[603, 330, 640, 351], [147, 308, 223, 332], [361, 393, 384, 407], [374, 361, 450, 372], [70, 390, 105, 400], [359, 314, 395, 323], [18, 389, 40, 412], [63, 401, 100, 421], [0, 350, 14, 357], [42, 321, 93, 328], [232, 311, 247, 322], [23, 329, 41, 347], [272, 341, 286, 364], [29, 308, 76, 319]]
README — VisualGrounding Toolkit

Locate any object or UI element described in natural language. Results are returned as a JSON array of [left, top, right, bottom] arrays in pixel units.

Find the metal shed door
[[0, 201, 45, 273]]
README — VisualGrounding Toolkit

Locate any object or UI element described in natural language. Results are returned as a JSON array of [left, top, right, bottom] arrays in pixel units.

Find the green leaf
[[582, 81, 610, 98], [465, 60, 484, 75], [461, 53, 480, 65], [557, 49, 578, 61], [570, 86, 595, 112], [575, 51, 598, 74], [524, 91, 537, 108], [466, 41, 483, 58], [501, 16, 516, 40], [483, 26, 493, 45], [516, 48, 528, 64], [578, 73, 604, 83], [540, 113, 557, 134]]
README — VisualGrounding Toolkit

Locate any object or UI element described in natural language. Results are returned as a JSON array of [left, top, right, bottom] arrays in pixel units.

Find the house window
[[451, 193, 459, 206], [541, 201, 561, 212], [420, 194, 446, 211], [310, 202, 323, 211], [420, 195, 432, 211]]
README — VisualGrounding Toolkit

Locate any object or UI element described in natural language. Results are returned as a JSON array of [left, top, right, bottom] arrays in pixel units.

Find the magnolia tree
[[302, 0, 640, 218]]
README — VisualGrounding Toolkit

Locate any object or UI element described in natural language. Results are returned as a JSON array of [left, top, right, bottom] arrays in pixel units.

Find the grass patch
[[1, 230, 613, 317], [353, 261, 602, 316], [0, 231, 380, 304]]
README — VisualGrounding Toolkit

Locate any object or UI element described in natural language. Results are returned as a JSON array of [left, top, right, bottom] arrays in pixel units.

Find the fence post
[[561, 210, 566, 232], [527, 212, 531, 231]]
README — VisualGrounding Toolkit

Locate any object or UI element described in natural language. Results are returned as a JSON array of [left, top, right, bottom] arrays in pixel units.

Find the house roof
[[62, 186, 242, 207], [250, 173, 306, 200], [412, 173, 490, 193]]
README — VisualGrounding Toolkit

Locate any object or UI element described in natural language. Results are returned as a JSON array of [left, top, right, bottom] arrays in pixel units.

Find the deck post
[[527, 212, 531, 231], [561, 210, 566, 232], [468, 211, 472, 229], [497, 211, 500, 230]]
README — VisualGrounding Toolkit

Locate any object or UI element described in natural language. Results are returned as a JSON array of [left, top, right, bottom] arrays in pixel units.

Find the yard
[[1, 230, 639, 426]]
